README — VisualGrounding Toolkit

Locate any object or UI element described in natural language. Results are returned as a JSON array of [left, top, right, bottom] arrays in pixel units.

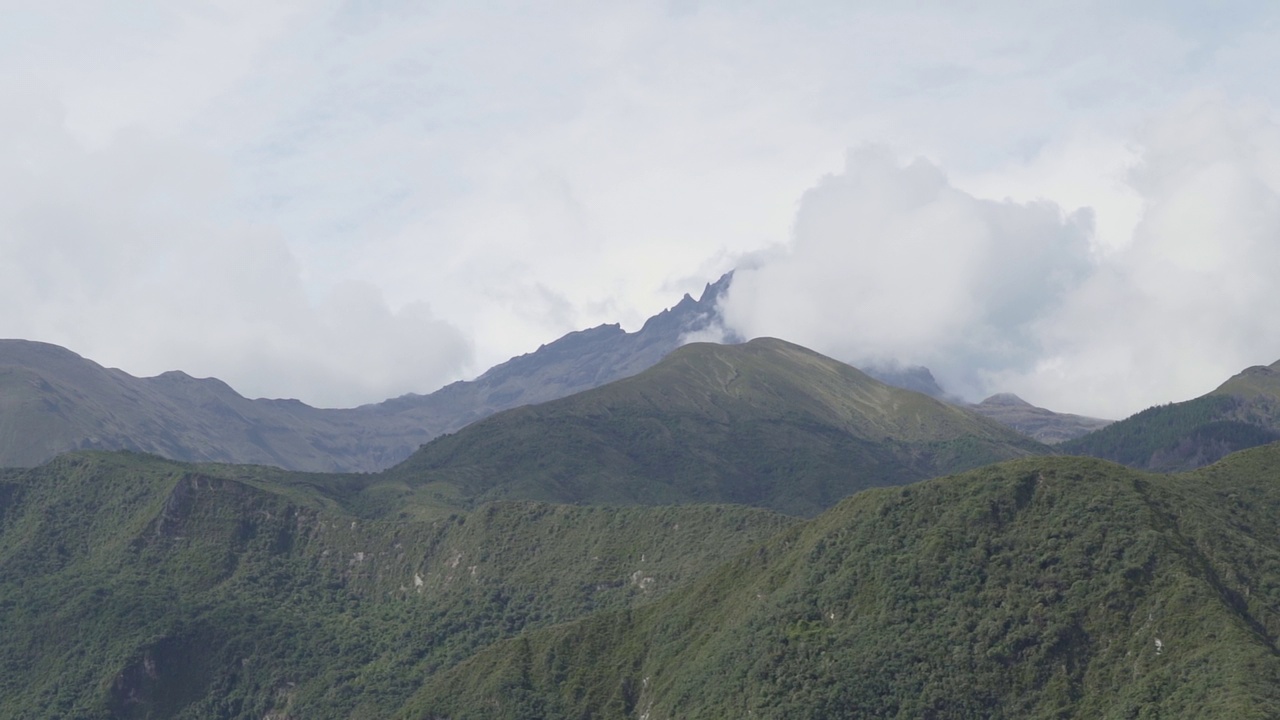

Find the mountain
[[0, 275, 732, 472], [971, 393, 1112, 444], [8, 416, 1280, 716], [377, 337, 1050, 517], [1060, 358, 1280, 471], [859, 366, 1112, 443], [0, 340, 410, 471], [863, 363, 955, 401], [0, 451, 793, 718], [1213, 357, 1280, 401], [0, 269, 1089, 475], [405, 443, 1280, 719]]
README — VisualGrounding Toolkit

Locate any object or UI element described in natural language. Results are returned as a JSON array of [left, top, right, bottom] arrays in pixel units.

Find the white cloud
[[720, 146, 1095, 400], [0, 91, 469, 407], [4, 2, 1280, 414], [722, 96, 1280, 420], [998, 97, 1280, 417]]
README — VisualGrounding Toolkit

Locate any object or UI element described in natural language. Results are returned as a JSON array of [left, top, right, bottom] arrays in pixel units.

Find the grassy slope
[[0, 342, 421, 473], [971, 394, 1112, 444], [407, 444, 1280, 719], [0, 452, 794, 719], [1062, 359, 1280, 471], [378, 338, 1049, 517]]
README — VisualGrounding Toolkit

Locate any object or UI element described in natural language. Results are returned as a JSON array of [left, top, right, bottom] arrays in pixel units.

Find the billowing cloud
[[5, 3, 1280, 412], [997, 97, 1280, 417], [721, 146, 1095, 400], [722, 97, 1280, 420], [0, 92, 470, 407]]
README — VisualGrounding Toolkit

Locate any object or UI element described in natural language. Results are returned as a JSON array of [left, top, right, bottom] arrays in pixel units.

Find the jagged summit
[[0, 274, 737, 472]]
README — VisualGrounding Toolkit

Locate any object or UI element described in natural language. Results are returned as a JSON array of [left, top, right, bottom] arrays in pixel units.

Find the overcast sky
[[4, 1, 1280, 418]]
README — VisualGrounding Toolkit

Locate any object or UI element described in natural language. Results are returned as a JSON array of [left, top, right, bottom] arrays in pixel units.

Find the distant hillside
[[0, 451, 792, 718], [379, 338, 1050, 517], [1061, 358, 1280, 471], [861, 367, 1112, 443], [972, 393, 1112, 444], [0, 275, 732, 472], [0, 340, 409, 471], [407, 443, 1280, 719], [863, 363, 955, 401]]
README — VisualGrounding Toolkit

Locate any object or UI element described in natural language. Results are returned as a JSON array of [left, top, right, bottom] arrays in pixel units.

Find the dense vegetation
[[0, 452, 793, 718], [377, 338, 1048, 517], [408, 444, 1280, 719], [8, 441, 1280, 718], [1063, 391, 1280, 472], [7, 348, 1280, 718]]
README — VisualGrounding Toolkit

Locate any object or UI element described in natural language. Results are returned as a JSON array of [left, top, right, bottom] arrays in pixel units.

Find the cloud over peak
[[721, 146, 1094, 401], [723, 98, 1280, 420]]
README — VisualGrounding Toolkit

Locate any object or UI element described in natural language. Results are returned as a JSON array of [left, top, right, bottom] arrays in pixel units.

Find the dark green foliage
[[0, 451, 793, 718], [1062, 358, 1280, 472], [1062, 395, 1280, 471], [9, 441, 1280, 718], [408, 445, 1280, 719]]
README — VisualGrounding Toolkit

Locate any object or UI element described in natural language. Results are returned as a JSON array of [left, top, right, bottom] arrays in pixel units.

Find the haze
[[3, 1, 1279, 419]]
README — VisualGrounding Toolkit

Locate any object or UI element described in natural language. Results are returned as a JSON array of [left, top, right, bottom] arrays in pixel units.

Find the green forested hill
[[9, 443, 1280, 718], [406, 444, 1280, 720], [377, 337, 1049, 517], [0, 452, 793, 719], [1062, 359, 1280, 471], [12, 351, 1280, 719]]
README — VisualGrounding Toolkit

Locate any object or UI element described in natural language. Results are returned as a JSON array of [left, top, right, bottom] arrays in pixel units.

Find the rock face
[[0, 275, 733, 472], [410, 272, 737, 428], [970, 393, 1112, 444]]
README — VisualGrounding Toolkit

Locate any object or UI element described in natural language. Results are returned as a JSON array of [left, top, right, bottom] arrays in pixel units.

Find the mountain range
[[373, 337, 1048, 517], [0, 276, 732, 472], [7, 274, 1280, 717], [0, 272, 1116, 474]]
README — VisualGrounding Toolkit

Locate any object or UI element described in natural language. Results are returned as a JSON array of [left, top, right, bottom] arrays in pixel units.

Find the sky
[[3, 1, 1280, 418]]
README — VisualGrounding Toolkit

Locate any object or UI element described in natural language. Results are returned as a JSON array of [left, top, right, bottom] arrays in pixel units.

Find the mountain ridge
[[0, 275, 733, 472], [378, 337, 1050, 517], [1062, 357, 1280, 471], [972, 392, 1112, 444], [405, 443, 1280, 719], [0, 450, 794, 718]]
